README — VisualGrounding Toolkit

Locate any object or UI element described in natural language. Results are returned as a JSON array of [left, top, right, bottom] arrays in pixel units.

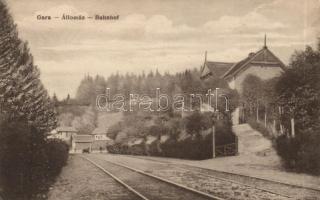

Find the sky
[[5, 0, 320, 99]]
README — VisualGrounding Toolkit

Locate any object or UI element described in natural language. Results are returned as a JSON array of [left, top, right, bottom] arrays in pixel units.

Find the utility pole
[[264, 105, 267, 127], [215, 88, 219, 112], [256, 101, 259, 122], [212, 123, 216, 158], [278, 106, 284, 134], [291, 118, 295, 137], [212, 88, 220, 158]]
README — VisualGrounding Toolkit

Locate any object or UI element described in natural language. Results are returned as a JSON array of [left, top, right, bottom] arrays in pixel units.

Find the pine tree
[[52, 93, 59, 106], [94, 75, 107, 97], [0, 1, 56, 131], [75, 74, 95, 104]]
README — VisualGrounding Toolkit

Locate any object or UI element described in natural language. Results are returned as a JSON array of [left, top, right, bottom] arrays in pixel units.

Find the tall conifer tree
[[0, 1, 56, 131]]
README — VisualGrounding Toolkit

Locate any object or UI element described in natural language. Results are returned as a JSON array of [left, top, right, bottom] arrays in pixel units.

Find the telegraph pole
[[212, 123, 216, 158]]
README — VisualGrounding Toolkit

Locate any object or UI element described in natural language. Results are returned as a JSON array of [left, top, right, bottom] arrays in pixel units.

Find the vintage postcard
[[0, 0, 319, 199]]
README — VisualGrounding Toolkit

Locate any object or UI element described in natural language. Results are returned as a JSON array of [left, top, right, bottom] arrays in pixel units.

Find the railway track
[[175, 163, 320, 199], [82, 155, 224, 200], [49, 155, 141, 200], [97, 154, 320, 200], [145, 156, 320, 199]]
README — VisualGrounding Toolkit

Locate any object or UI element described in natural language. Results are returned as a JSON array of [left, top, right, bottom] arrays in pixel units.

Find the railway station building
[[200, 39, 286, 125]]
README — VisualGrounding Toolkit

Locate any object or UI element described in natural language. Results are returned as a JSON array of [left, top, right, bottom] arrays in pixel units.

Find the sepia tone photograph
[[0, 0, 320, 199]]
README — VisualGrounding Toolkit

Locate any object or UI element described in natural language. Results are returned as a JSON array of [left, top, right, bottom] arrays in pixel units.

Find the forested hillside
[[74, 69, 237, 109], [62, 68, 239, 159]]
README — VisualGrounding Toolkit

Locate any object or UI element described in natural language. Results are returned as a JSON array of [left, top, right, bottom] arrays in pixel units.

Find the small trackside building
[[48, 126, 78, 146], [71, 135, 94, 153], [90, 128, 111, 152]]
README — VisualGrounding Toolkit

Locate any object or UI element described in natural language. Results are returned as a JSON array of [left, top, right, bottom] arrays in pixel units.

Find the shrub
[[107, 111, 237, 160], [0, 121, 46, 199], [106, 143, 119, 154], [275, 133, 320, 175], [275, 135, 300, 169], [184, 112, 212, 135], [160, 137, 179, 158], [128, 145, 146, 155], [200, 133, 213, 159], [45, 139, 69, 176], [0, 120, 69, 199], [156, 132, 214, 160], [295, 135, 320, 175], [145, 142, 160, 156], [215, 120, 236, 146]]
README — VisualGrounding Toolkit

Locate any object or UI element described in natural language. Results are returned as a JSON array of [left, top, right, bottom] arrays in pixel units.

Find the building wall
[[228, 77, 235, 90], [72, 142, 92, 153], [57, 131, 75, 139], [94, 135, 108, 140], [232, 107, 240, 125], [229, 64, 283, 125], [56, 131, 77, 146], [92, 140, 108, 151], [232, 65, 283, 94]]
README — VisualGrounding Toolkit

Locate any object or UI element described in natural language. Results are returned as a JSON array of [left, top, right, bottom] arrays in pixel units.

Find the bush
[[107, 129, 232, 160], [200, 133, 213, 159], [156, 133, 214, 160], [145, 140, 160, 156], [128, 145, 146, 155], [184, 112, 212, 135], [45, 139, 69, 176], [106, 143, 117, 153], [296, 136, 320, 175], [0, 120, 69, 199], [215, 119, 236, 146], [275, 135, 300, 169], [160, 137, 180, 158], [0, 121, 46, 199], [107, 111, 237, 160], [275, 133, 320, 175]]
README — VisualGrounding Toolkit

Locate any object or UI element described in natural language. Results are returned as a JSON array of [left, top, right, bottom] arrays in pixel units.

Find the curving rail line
[[121, 155, 320, 199], [83, 156, 149, 200], [82, 155, 225, 200]]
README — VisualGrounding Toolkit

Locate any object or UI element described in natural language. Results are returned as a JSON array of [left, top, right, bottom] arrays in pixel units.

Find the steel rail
[[84, 155, 225, 200], [122, 155, 320, 199], [82, 156, 150, 200]]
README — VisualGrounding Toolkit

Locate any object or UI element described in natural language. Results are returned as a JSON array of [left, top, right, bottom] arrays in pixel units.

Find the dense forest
[[69, 68, 238, 110]]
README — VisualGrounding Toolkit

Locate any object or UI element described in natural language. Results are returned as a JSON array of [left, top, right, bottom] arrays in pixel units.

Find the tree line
[[72, 68, 236, 109]]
